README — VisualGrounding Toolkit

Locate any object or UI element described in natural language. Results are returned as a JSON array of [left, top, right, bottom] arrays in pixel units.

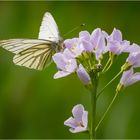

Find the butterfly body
[[0, 12, 62, 70]]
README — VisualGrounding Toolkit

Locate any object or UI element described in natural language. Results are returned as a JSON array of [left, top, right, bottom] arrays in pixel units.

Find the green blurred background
[[0, 1, 140, 139]]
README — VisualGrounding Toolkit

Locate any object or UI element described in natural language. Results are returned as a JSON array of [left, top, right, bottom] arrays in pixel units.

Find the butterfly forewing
[[0, 39, 47, 54], [38, 12, 60, 43]]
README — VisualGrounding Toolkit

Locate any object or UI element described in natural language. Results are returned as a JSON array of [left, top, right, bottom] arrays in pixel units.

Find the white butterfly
[[0, 12, 63, 70]]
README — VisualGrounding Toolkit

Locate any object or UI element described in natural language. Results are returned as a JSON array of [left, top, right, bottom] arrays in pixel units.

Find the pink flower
[[107, 28, 130, 55], [52, 49, 77, 79], [120, 68, 140, 87], [64, 104, 88, 133], [126, 52, 140, 68]]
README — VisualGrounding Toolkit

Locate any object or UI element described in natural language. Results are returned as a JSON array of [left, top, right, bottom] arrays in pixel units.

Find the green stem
[[102, 58, 111, 72], [90, 75, 98, 140], [96, 70, 123, 99], [103, 59, 113, 73], [95, 91, 120, 132], [103, 53, 116, 73], [90, 88, 96, 139]]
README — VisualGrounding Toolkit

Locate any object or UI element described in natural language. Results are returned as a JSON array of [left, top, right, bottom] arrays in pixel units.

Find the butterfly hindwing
[[13, 43, 56, 70], [0, 39, 57, 70]]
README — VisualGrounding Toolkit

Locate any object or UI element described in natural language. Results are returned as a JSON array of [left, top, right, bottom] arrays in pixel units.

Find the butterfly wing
[[13, 43, 56, 70], [0, 39, 48, 54], [38, 12, 61, 43], [0, 12, 62, 70], [0, 39, 57, 70]]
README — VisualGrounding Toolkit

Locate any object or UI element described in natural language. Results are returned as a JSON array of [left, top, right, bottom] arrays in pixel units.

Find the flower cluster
[[53, 28, 140, 86], [53, 28, 140, 133], [53, 28, 107, 85]]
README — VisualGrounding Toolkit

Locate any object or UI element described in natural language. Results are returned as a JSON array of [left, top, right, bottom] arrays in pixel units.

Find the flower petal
[[124, 43, 140, 53], [72, 104, 84, 122], [63, 48, 75, 59], [53, 71, 71, 79], [79, 31, 90, 41], [91, 28, 101, 48], [77, 64, 91, 85], [64, 38, 84, 57], [64, 38, 79, 49], [94, 36, 106, 60], [52, 53, 66, 70], [102, 30, 109, 38], [108, 41, 122, 55], [81, 39, 93, 52], [127, 52, 140, 67], [82, 111, 88, 128], [110, 28, 122, 42], [120, 68, 133, 86], [125, 72, 140, 86], [65, 59, 77, 72], [69, 126, 87, 133], [97, 35, 105, 50], [64, 117, 77, 128]]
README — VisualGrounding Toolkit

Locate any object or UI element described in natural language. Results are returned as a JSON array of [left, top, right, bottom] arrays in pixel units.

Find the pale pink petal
[[77, 64, 91, 85], [54, 71, 71, 79], [82, 111, 88, 128], [64, 117, 77, 128], [120, 68, 133, 86], [69, 126, 87, 133], [79, 31, 90, 41], [72, 104, 84, 122], [125, 73, 140, 86], [52, 53, 67, 70]]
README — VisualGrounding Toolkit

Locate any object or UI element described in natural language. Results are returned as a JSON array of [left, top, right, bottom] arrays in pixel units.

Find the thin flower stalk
[[102, 57, 111, 72], [97, 70, 123, 99], [95, 90, 120, 132]]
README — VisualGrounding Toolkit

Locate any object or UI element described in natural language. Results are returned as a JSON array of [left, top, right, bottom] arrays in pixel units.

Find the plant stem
[[96, 70, 123, 99], [103, 53, 115, 73], [102, 58, 111, 72], [103, 59, 113, 73], [90, 75, 98, 140], [95, 91, 119, 132]]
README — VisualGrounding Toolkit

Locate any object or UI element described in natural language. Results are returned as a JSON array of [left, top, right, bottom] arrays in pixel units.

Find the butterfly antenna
[[63, 23, 85, 37]]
